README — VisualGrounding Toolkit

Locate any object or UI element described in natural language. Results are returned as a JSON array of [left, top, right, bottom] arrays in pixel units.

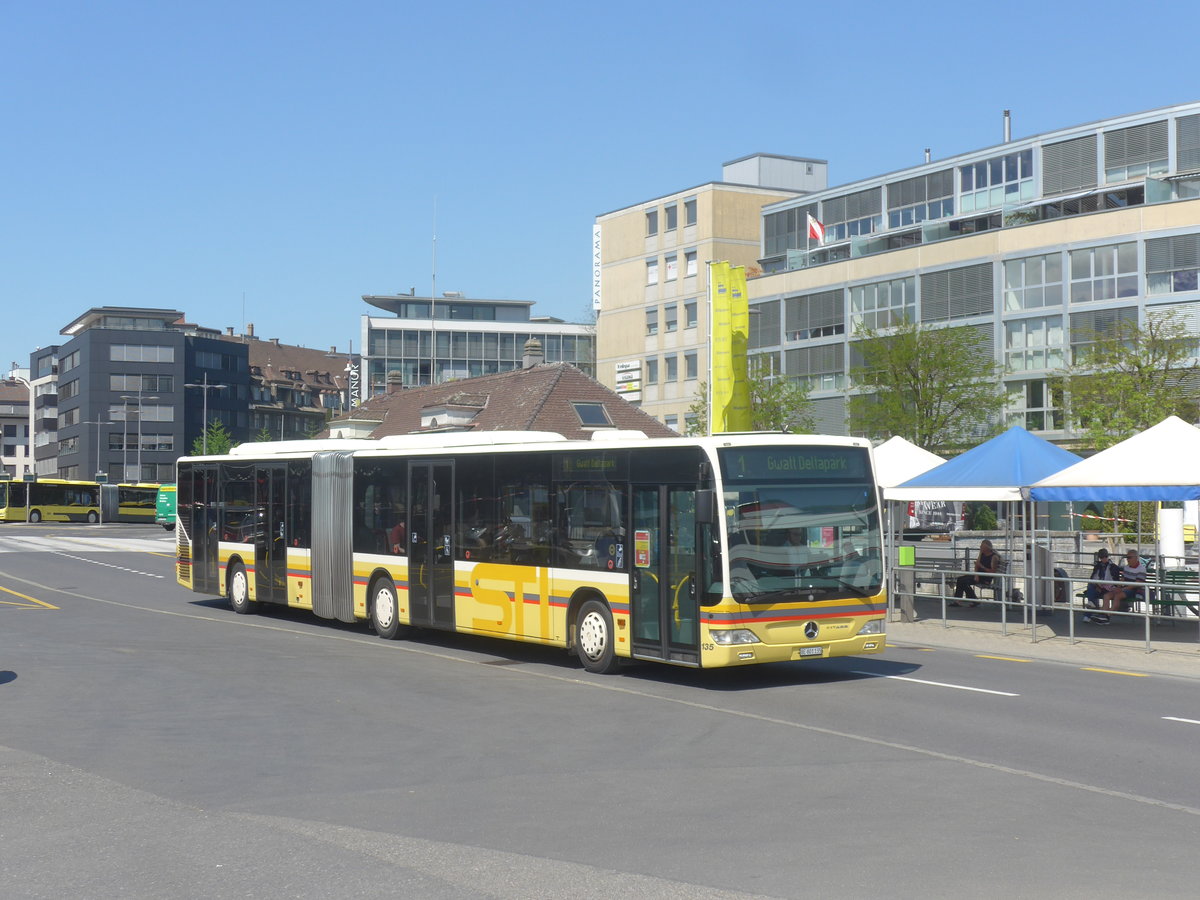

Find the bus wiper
[[740, 580, 869, 602]]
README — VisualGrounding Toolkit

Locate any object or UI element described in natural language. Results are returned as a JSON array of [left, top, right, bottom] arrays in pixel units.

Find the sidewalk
[[885, 602, 1200, 679]]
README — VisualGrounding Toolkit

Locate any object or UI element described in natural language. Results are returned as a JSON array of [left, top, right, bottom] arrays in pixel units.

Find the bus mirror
[[696, 489, 717, 525]]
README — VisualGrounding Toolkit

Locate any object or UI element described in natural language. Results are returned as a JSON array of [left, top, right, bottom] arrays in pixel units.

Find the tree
[[685, 358, 815, 435], [1055, 309, 1199, 451], [848, 318, 1005, 454], [190, 419, 235, 456], [253, 426, 274, 443]]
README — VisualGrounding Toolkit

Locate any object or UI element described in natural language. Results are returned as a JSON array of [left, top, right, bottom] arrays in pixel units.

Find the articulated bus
[[0, 478, 101, 523], [174, 432, 885, 672], [110, 483, 161, 524]]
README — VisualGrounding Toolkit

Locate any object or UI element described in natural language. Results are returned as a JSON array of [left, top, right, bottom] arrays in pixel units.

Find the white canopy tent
[[1027, 416, 1200, 502], [1028, 417, 1200, 630], [872, 436, 945, 489]]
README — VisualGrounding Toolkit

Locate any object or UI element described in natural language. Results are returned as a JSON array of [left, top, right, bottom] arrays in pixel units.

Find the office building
[[596, 102, 1200, 441], [360, 293, 595, 398], [594, 156, 822, 432]]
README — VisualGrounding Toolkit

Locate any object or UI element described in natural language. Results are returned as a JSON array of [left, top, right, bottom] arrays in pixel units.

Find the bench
[[1153, 569, 1200, 618]]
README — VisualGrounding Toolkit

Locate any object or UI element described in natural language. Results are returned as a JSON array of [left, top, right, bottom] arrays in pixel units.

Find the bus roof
[[177, 431, 873, 464]]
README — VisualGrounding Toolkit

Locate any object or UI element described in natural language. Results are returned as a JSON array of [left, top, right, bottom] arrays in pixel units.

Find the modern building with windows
[[359, 294, 595, 398], [594, 156, 824, 432], [597, 102, 1200, 441], [30, 307, 250, 483]]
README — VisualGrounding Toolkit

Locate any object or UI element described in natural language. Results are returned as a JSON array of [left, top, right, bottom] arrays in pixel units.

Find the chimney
[[226, 327, 234, 336], [522, 337, 544, 369], [247, 322, 255, 338], [270, 337, 280, 345], [387, 370, 404, 394], [924, 147, 931, 163], [330, 345, 337, 354], [1003, 109, 1011, 143]]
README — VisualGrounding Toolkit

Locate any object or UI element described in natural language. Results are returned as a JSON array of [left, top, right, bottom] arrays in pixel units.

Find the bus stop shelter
[[885, 427, 1082, 622]]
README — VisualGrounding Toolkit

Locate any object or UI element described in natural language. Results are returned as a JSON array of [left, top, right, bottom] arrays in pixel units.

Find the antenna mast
[[430, 197, 437, 385]]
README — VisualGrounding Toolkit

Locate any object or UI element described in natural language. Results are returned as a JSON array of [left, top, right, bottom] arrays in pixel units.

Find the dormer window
[[572, 402, 612, 427]]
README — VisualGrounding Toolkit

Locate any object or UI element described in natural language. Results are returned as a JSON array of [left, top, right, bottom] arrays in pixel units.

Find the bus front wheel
[[29, 510, 41, 523], [370, 576, 408, 640], [576, 598, 619, 674], [228, 562, 256, 615]]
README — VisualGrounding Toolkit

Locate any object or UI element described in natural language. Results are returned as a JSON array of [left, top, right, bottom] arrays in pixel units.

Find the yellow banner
[[728, 264, 752, 431], [709, 262, 733, 433]]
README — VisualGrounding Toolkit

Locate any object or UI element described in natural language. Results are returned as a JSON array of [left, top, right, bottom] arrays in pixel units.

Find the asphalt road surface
[[3, 524, 1199, 898]]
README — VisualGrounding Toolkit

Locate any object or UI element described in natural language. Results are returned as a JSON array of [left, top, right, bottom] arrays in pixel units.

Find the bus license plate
[[799, 647, 823, 657]]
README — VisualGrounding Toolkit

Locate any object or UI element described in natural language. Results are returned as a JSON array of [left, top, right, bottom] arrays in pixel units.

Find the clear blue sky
[[3, 0, 1195, 367]]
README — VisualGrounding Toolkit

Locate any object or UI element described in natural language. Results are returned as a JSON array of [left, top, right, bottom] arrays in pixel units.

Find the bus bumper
[[701, 619, 886, 667]]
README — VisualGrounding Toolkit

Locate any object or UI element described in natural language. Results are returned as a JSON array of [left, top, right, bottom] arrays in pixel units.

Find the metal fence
[[889, 534, 1200, 653]]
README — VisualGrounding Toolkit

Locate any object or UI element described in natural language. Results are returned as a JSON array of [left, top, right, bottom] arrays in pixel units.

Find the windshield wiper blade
[[738, 580, 871, 602]]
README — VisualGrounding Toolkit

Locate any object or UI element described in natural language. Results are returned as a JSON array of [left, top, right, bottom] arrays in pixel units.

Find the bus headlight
[[710, 629, 761, 645], [857, 619, 884, 635]]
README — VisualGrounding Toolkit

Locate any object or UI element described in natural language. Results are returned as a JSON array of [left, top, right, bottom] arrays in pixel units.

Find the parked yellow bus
[[174, 432, 885, 673], [0, 477, 100, 523]]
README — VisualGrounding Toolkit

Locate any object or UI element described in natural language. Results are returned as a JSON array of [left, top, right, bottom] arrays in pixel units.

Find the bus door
[[188, 465, 220, 595], [408, 461, 455, 629], [631, 485, 699, 664], [254, 464, 287, 603]]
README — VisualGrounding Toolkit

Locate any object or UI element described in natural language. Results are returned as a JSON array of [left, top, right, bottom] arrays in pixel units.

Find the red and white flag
[[807, 213, 825, 242]]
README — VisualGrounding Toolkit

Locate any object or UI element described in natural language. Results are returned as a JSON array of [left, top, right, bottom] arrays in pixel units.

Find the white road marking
[[1163, 716, 1200, 726], [851, 670, 1019, 696]]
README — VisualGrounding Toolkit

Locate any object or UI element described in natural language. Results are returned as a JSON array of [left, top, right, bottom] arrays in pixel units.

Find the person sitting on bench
[[1083, 549, 1119, 609], [952, 539, 1001, 608], [1094, 550, 1147, 624]]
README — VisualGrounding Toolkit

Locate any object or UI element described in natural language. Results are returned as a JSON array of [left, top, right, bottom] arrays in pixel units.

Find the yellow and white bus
[[0, 477, 101, 523], [112, 483, 161, 524], [174, 432, 885, 673]]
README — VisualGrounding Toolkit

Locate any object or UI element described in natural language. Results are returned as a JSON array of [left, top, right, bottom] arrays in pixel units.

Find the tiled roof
[[219, 335, 353, 407], [323, 364, 678, 440], [0, 383, 29, 404]]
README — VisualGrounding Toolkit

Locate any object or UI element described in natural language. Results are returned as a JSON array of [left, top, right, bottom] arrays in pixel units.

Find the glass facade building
[[361, 295, 595, 396]]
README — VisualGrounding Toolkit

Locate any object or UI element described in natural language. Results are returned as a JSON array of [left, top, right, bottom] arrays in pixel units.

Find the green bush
[[969, 503, 998, 531]]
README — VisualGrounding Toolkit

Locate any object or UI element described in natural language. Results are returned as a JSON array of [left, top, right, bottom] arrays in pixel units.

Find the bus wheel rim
[[579, 610, 607, 660], [375, 588, 395, 628], [233, 571, 247, 602]]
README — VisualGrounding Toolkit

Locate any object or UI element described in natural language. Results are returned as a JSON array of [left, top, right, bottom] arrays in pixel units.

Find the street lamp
[[120, 392, 158, 482], [4, 369, 35, 477], [82, 419, 108, 481], [184, 374, 228, 455]]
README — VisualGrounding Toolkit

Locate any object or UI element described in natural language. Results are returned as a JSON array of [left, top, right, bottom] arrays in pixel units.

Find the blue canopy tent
[[887, 426, 1082, 503], [884, 427, 1082, 624]]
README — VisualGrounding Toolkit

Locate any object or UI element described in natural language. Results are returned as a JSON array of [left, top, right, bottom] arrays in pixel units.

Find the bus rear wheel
[[29, 510, 41, 523], [370, 576, 408, 640], [87, 510, 99, 524], [228, 561, 256, 614], [576, 598, 619, 674]]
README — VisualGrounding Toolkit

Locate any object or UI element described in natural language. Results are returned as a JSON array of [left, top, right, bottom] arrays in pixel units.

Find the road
[[3, 523, 1199, 898]]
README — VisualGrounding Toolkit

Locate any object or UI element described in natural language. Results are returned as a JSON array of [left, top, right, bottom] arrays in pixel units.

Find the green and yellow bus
[[0, 477, 101, 523], [174, 432, 885, 673]]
